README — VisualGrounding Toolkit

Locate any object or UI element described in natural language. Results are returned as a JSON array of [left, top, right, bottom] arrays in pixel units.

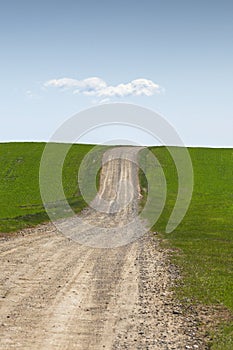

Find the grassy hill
[[0, 142, 232, 348], [147, 147, 233, 349], [0, 142, 93, 232]]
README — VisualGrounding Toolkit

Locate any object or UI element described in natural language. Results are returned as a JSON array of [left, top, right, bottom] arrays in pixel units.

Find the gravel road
[[0, 147, 207, 349]]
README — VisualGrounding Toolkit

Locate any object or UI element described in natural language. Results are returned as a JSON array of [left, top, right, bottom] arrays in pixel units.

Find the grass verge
[[140, 146, 233, 348]]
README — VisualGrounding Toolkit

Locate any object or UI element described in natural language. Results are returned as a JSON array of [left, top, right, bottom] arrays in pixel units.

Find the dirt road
[[0, 147, 205, 349]]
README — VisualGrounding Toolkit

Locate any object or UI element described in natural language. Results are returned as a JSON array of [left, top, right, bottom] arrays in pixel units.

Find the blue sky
[[0, 0, 232, 146]]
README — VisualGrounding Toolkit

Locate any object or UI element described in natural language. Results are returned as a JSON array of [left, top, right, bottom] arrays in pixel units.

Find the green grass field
[[0, 142, 93, 232], [0, 142, 232, 348], [146, 146, 233, 349]]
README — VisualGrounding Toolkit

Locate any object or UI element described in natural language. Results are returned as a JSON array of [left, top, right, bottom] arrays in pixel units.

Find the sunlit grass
[[0, 142, 93, 232], [144, 146, 233, 348]]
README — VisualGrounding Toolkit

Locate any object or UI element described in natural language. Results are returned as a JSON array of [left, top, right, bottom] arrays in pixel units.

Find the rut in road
[[0, 147, 206, 349], [57, 147, 146, 248]]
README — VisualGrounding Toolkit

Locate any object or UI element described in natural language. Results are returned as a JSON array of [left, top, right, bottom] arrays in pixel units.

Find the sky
[[0, 0, 232, 146]]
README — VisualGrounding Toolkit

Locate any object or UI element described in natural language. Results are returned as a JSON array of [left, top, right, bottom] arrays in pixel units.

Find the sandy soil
[[0, 147, 207, 349]]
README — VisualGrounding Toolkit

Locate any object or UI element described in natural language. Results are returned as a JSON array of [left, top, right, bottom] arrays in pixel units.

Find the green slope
[[147, 147, 233, 348], [0, 142, 93, 232]]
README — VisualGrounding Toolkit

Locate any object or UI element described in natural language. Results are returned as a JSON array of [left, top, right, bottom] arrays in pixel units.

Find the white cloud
[[44, 77, 106, 91], [97, 79, 160, 97], [44, 77, 161, 99]]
